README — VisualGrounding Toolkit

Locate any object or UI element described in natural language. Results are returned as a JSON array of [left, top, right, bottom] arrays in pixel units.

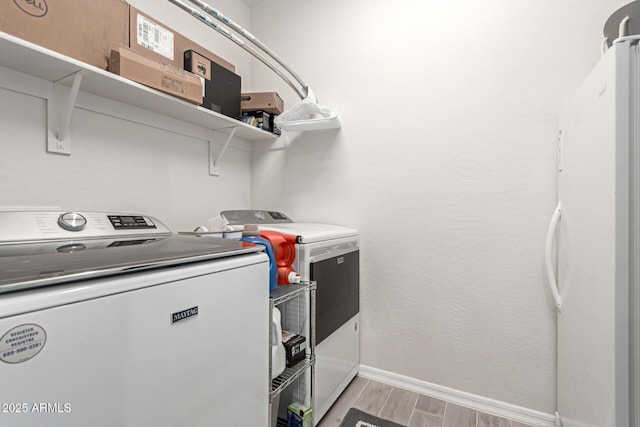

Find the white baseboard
[[358, 365, 555, 427]]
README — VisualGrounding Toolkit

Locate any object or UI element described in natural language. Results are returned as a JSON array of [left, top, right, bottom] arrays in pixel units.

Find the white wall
[[0, 0, 252, 231], [248, 0, 629, 414], [0, 0, 629, 416]]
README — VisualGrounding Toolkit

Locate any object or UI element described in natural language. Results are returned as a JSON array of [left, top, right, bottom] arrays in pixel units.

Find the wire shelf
[[270, 356, 314, 398], [270, 282, 316, 306]]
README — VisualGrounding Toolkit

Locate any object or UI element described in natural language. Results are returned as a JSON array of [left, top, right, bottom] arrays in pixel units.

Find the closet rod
[[166, 0, 307, 100], [167, 0, 341, 131]]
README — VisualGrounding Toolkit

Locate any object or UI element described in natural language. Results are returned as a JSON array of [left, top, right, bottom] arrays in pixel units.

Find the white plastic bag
[[274, 87, 341, 132]]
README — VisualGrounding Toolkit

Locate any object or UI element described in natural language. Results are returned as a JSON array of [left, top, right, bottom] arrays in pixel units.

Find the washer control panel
[[0, 211, 170, 245], [108, 215, 156, 230]]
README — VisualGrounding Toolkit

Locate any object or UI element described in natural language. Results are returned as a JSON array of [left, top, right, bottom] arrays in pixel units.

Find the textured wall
[[248, 0, 629, 413], [0, 0, 630, 415]]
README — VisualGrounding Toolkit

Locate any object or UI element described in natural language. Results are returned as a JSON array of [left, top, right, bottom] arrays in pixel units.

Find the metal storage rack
[[269, 281, 316, 426]]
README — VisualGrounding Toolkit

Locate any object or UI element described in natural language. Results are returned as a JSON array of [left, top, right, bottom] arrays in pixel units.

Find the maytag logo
[[14, 0, 48, 17], [171, 306, 198, 324]]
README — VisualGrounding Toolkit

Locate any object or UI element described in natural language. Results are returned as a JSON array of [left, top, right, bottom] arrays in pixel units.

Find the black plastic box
[[282, 331, 306, 368], [184, 49, 241, 120]]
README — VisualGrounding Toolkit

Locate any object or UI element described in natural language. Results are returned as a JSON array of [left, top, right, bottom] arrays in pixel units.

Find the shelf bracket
[[47, 69, 85, 155], [209, 127, 238, 176]]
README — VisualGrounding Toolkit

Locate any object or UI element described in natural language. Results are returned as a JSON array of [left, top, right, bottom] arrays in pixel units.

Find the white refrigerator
[[551, 37, 640, 427]]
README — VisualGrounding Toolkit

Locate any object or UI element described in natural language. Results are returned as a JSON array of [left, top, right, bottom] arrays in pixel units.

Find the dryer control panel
[[220, 210, 293, 225]]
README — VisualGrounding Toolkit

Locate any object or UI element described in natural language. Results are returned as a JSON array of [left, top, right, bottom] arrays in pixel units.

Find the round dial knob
[[57, 212, 87, 232]]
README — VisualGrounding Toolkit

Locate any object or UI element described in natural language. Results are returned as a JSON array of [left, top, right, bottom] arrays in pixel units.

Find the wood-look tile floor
[[316, 377, 534, 427]]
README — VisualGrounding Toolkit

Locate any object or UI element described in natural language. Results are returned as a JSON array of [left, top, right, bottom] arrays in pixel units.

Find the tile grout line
[[408, 406, 446, 427], [408, 393, 420, 426], [442, 402, 448, 427], [352, 379, 370, 410], [377, 386, 394, 417], [408, 396, 421, 427], [405, 393, 417, 427], [321, 379, 371, 427]]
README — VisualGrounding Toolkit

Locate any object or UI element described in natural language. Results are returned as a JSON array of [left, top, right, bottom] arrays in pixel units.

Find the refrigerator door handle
[[545, 201, 562, 312]]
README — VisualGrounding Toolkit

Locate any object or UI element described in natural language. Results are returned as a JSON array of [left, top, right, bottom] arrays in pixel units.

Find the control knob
[[57, 212, 87, 232]]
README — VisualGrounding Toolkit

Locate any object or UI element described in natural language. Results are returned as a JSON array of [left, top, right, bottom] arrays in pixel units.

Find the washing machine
[[220, 210, 360, 424], [0, 210, 269, 427]]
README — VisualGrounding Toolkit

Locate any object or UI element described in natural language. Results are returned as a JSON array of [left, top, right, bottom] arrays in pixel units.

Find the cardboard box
[[129, 6, 235, 73], [185, 50, 212, 80], [287, 403, 312, 427], [241, 92, 284, 115], [184, 50, 241, 120], [0, 0, 129, 70], [109, 46, 203, 104]]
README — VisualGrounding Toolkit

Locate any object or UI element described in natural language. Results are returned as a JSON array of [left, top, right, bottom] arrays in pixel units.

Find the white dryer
[[220, 210, 360, 424]]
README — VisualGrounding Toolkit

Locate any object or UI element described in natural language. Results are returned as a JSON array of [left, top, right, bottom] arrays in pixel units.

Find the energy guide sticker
[[137, 14, 174, 60], [0, 324, 47, 364]]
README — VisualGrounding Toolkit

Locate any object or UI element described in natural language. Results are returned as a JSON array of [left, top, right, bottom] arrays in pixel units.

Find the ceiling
[[241, 0, 263, 7]]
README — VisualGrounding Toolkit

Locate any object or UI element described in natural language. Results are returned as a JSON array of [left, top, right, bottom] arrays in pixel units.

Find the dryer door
[[305, 241, 360, 422], [311, 250, 359, 344]]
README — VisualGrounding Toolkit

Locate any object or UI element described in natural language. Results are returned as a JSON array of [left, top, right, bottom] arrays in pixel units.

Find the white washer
[[0, 211, 269, 427], [221, 210, 360, 424]]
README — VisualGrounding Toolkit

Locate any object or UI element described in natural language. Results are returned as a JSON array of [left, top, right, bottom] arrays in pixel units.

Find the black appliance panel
[[311, 250, 359, 345]]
